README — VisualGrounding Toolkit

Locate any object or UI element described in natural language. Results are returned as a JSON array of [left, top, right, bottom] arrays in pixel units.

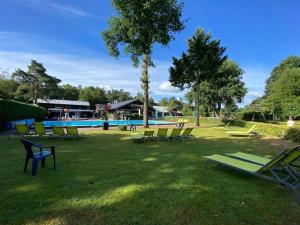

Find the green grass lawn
[[1, 127, 300, 225]]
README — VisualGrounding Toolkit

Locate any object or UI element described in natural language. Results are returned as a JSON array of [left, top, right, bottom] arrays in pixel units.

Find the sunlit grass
[[0, 126, 299, 225]]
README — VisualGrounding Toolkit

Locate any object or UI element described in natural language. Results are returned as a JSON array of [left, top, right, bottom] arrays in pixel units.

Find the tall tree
[[12, 60, 61, 103], [79, 86, 108, 109], [169, 28, 227, 126], [60, 84, 80, 100], [265, 56, 300, 96], [102, 0, 185, 127]]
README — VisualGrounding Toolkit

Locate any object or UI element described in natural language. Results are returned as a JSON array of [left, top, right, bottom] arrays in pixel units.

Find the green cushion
[[203, 154, 263, 173], [227, 152, 270, 165]]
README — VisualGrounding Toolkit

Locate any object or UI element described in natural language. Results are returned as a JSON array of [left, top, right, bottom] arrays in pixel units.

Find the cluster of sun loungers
[[131, 127, 196, 142], [15, 123, 83, 140]]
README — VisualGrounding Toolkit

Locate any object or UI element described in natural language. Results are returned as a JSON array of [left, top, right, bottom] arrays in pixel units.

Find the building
[[37, 99, 94, 119], [152, 106, 172, 118], [96, 99, 154, 119]]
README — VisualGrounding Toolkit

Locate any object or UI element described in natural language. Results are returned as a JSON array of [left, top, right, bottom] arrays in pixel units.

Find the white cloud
[[247, 91, 262, 98], [158, 81, 180, 92]]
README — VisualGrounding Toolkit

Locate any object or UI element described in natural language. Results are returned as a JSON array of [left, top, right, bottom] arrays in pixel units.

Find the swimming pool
[[42, 120, 174, 128]]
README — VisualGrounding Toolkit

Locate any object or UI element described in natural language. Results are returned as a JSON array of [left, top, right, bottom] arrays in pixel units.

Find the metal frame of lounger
[[203, 152, 300, 191]]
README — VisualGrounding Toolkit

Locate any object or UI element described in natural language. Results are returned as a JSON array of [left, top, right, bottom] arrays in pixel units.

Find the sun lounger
[[227, 125, 259, 137], [203, 147, 300, 190], [15, 123, 34, 136], [167, 128, 182, 141], [131, 130, 155, 142], [156, 128, 168, 142], [179, 128, 196, 141], [33, 122, 53, 136], [66, 126, 84, 140]]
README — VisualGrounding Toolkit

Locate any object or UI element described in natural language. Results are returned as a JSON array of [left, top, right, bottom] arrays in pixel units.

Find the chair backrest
[[144, 131, 154, 137], [260, 146, 300, 171], [280, 146, 300, 166], [34, 122, 45, 135], [21, 139, 35, 158], [247, 125, 256, 133], [170, 128, 182, 137], [157, 128, 168, 137], [66, 126, 78, 136], [52, 126, 65, 136], [15, 124, 29, 135], [182, 127, 193, 136]]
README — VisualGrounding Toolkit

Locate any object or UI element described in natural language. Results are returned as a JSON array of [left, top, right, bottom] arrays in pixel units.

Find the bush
[[118, 125, 127, 131], [284, 128, 300, 143], [129, 113, 142, 120], [0, 99, 47, 129]]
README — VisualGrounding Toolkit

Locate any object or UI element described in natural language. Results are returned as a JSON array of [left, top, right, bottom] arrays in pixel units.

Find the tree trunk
[[142, 54, 150, 128], [217, 102, 222, 119], [195, 74, 200, 127]]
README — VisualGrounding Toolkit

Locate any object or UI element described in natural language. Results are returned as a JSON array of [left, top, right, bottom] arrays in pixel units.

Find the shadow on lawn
[[1, 133, 300, 225]]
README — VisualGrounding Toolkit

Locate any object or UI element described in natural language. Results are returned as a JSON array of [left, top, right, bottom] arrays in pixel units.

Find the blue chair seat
[[33, 151, 51, 159]]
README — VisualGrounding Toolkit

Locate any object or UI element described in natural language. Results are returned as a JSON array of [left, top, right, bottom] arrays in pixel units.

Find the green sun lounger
[[66, 126, 84, 140], [131, 130, 155, 142], [167, 128, 182, 141], [15, 124, 34, 136], [227, 148, 300, 176], [227, 125, 258, 137], [34, 122, 53, 136], [156, 128, 168, 142], [179, 128, 196, 141], [52, 126, 68, 140], [203, 147, 300, 190]]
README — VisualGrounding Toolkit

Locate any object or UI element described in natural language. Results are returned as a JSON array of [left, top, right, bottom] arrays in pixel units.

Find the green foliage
[[246, 56, 300, 121], [79, 86, 108, 110], [284, 128, 300, 143], [12, 60, 61, 103], [118, 125, 127, 131], [128, 113, 143, 120], [169, 28, 227, 125], [0, 99, 46, 128], [265, 56, 300, 96], [60, 84, 80, 100], [0, 78, 18, 99], [107, 89, 132, 102], [181, 104, 194, 116]]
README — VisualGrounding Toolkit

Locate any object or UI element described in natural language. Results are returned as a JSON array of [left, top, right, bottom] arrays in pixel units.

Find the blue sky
[[0, 0, 300, 105]]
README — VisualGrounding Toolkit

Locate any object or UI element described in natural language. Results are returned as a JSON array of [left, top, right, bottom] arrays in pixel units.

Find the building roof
[[153, 106, 170, 113], [109, 99, 142, 110], [37, 99, 90, 106]]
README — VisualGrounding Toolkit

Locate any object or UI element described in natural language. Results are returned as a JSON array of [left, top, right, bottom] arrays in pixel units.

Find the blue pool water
[[42, 120, 174, 127]]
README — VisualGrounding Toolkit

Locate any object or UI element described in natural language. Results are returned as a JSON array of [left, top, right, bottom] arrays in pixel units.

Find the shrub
[[0, 99, 47, 129], [129, 113, 142, 120], [284, 128, 300, 143], [118, 125, 127, 131]]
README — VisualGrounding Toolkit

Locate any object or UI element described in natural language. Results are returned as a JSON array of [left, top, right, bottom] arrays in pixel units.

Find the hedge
[[0, 99, 47, 129], [284, 128, 300, 143]]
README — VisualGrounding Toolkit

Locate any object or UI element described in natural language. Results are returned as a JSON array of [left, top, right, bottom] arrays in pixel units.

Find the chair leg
[[41, 158, 46, 168], [51, 147, 56, 170], [32, 159, 39, 176], [24, 155, 30, 172]]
